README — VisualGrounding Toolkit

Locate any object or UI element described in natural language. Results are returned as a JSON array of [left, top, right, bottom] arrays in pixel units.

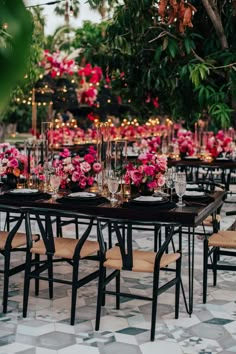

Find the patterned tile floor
[[1, 198, 236, 354]]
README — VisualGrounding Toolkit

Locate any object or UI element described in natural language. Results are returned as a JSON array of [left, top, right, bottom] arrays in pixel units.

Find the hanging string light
[[69, 0, 74, 16]]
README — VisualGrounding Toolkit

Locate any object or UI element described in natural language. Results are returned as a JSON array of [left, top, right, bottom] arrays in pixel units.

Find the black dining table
[[0, 189, 225, 316]]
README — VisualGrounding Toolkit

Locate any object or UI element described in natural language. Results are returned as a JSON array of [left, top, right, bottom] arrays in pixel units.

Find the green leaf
[[0, 0, 33, 114]]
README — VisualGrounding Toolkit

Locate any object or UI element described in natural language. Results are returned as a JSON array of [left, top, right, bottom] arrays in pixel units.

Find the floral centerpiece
[[176, 131, 195, 157], [53, 146, 102, 191], [0, 146, 27, 188], [124, 152, 167, 194], [206, 130, 233, 158]]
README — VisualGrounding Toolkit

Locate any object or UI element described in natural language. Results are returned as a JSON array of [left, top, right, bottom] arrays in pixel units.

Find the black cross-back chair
[[0, 204, 39, 313], [183, 181, 226, 236], [22, 207, 103, 325], [203, 209, 236, 304], [95, 218, 182, 341]]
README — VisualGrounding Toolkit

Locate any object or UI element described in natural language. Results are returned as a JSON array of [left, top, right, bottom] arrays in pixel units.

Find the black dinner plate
[[184, 191, 208, 199]]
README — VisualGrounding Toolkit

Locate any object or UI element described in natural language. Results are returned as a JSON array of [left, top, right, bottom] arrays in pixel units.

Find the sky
[[24, 0, 101, 35]]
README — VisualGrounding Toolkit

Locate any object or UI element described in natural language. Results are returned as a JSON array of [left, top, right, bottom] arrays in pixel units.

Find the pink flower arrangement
[[40, 50, 76, 77], [124, 152, 167, 191], [0, 147, 27, 177], [177, 131, 195, 156], [53, 147, 102, 190], [77, 64, 103, 106], [206, 130, 233, 158]]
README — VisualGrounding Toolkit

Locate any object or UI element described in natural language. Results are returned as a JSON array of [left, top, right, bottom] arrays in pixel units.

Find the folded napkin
[[9, 188, 39, 194], [67, 192, 97, 198], [185, 191, 206, 197], [186, 184, 201, 190], [133, 196, 163, 202]]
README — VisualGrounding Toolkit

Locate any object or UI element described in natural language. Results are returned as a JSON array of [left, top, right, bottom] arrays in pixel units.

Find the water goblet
[[50, 174, 61, 199], [107, 170, 120, 202], [175, 172, 186, 207], [166, 168, 176, 201]]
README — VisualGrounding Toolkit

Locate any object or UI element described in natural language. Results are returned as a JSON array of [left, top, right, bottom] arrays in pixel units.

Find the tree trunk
[[201, 0, 229, 49]]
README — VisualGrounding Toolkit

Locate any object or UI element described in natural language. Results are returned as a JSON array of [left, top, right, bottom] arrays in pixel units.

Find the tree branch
[[201, 0, 229, 49]]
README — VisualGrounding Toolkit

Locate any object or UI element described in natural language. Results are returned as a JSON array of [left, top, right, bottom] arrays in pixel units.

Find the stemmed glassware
[[107, 170, 120, 202], [175, 172, 186, 207], [50, 174, 61, 199], [166, 168, 176, 201]]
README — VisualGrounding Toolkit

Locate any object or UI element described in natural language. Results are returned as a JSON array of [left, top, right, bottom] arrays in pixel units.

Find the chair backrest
[[97, 218, 181, 271], [0, 204, 26, 250], [22, 207, 97, 259], [187, 180, 226, 192]]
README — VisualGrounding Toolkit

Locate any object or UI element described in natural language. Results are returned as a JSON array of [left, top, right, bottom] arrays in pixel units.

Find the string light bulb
[[69, 4, 74, 16]]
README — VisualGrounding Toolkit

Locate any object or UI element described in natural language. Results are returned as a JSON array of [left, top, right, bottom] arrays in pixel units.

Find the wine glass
[[166, 168, 176, 201], [107, 170, 120, 202], [50, 174, 61, 199], [175, 172, 186, 207]]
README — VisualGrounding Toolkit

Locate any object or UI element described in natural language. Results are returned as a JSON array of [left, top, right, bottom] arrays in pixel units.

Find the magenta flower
[[8, 158, 18, 168], [130, 170, 143, 185], [157, 174, 165, 187], [84, 153, 95, 164], [93, 162, 102, 173], [80, 161, 91, 173], [60, 148, 70, 158], [79, 177, 87, 189], [143, 165, 155, 176]]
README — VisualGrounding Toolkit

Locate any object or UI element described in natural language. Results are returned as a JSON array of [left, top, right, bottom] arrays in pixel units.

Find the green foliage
[[189, 63, 210, 87], [0, 0, 33, 114], [2, 6, 45, 129], [86, 0, 236, 129], [72, 21, 109, 65], [209, 103, 233, 129]]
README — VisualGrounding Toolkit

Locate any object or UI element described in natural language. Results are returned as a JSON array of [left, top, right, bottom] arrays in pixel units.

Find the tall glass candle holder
[[41, 121, 54, 166]]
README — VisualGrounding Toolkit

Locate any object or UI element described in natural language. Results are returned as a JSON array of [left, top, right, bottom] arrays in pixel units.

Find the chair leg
[[47, 255, 53, 299], [150, 271, 160, 341], [102, 267, 106, 306], [34, 254, 40, 296], [154, 226, 158, 252], [213, 247, 218, 287], [203, 238, 208, 304], [75, 217, 79, 240], [23, 252, 32, 318], [116, 271, 120, 310], [175, 257, 181, 319], [56, 217, 62, 237], [3, 251, 11, 313], [95, 265, 106, 331], [70, 261, 79, 325]]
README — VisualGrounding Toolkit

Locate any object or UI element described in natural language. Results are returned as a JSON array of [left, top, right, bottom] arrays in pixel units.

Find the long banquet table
[[0, 190, 225, 315]]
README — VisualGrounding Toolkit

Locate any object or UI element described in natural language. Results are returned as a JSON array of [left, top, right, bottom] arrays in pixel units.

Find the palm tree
[[46, 25, 76, 51], [54, 0, 80, 25]]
